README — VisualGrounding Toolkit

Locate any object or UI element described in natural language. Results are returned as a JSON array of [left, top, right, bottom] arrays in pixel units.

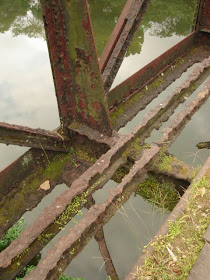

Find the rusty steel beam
[[156, 78, 210, 148], [195, 0, 210, 33], [0, 122, 69, 152], [101, 0, 150, 91], [23, 80, 210, 280], [41, 0, 112, 135], [99, 0, 134, 72], [23, 146, 159, 280], [1, 58, 209, 274], [87, 196, 119, 280], [110, 54, 210, 131], [0, 149, 58, 199], [107, 32, 197, 109]]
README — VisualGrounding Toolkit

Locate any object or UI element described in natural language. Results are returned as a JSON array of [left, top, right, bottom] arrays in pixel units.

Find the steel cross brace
[[0, 0, 149, 150]]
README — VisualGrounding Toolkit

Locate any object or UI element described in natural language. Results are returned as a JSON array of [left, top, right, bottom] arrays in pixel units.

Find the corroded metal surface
[[1, 57, 210, 270], [156, 78, 210, 147], [108, 32, 207, 110], [0, 122, 69, 151], [125, 85, 210, 280], [41, 0, 112, 135], [99, 0, 134, 72], [0, 1, 210, 279], [69, 122, 120, 147], [102, 0, 150, 91], [24, 146, 160, 280], [0, 149, 57, 198], [196, 0, 210, 32]]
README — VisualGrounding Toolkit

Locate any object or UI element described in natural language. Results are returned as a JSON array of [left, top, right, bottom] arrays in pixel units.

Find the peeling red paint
[[82, 19, 90, 30], [41, 0, 112, 135], [91, 84, 96, 90], [91, 101, 101, 110]]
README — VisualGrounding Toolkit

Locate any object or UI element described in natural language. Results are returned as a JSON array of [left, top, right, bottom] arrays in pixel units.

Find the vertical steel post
[[41, 0, 112, 136], [194, 0, 210, 33]]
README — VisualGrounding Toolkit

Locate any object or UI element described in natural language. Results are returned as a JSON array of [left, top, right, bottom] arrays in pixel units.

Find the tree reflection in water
[[0, 0, 196, 57]]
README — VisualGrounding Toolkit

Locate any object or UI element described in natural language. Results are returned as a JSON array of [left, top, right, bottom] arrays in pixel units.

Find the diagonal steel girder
[[0, 0, 150, 150], [41, 0, 112, 135], [100, 0, 150, 92]]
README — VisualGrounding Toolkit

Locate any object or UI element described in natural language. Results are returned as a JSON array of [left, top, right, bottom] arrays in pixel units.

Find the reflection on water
[[0, 33, 59, 129], [63, 184, 169, 280]]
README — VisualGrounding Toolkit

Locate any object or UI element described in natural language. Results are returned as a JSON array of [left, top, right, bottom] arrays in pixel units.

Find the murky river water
[[0, 0, 209, 279]]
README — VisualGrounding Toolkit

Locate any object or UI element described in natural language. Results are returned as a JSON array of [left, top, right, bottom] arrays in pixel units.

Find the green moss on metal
[[0, 151, 71, 228], [110, 45, 202, 127]]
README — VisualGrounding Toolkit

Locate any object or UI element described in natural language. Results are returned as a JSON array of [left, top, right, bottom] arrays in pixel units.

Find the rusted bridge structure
[[0, 0, 210, 279]]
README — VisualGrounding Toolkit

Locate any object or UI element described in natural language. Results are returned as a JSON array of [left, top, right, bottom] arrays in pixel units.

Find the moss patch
[[137, 174, 180, 211], [0, 219, 25, 252], [135, 176, 210, 280]]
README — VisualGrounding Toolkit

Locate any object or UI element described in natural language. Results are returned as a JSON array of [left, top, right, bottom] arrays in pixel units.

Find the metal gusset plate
[[0, 122, 69, 151], [101, 0, 150, 91], [41, 0, 112, 135]]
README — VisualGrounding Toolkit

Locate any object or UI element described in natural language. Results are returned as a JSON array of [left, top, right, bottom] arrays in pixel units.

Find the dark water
[[0, 0, 209, 279]]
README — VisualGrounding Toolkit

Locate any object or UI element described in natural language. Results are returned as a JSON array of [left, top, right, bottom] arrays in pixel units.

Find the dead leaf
[[199, 187, 206, 197], [172, 269, 181, 275], [39, 180, 50, 191]]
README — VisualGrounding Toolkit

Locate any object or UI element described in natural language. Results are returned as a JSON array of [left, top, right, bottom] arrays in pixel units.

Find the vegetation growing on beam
[[0, 219, 25, 252]]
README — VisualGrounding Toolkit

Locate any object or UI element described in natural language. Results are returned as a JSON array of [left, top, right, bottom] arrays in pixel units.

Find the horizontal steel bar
[[0, 149, 58, 199], [102, 0, 150, 91], [0, 122, 69, 152]]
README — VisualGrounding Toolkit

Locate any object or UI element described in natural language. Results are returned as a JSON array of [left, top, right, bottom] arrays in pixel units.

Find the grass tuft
[[135, 176, 210, 280]]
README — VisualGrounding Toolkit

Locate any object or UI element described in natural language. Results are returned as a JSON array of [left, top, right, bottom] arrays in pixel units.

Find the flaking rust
[[0, 1, 210, 279], [41, 0, 112, 135]]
